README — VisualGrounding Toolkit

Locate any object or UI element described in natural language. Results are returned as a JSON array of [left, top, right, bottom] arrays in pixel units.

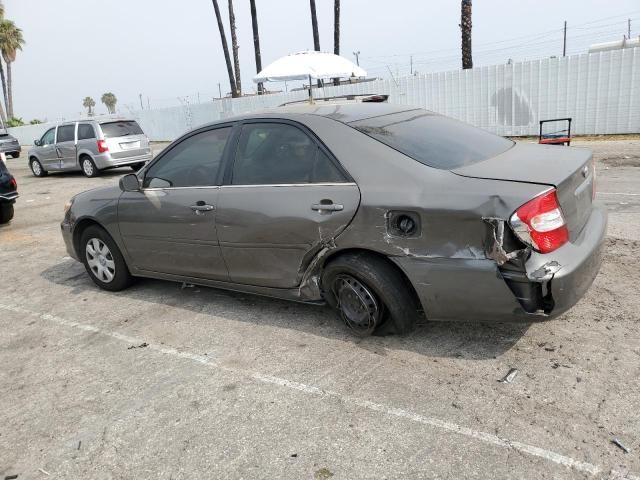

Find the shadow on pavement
[[41, 259, 531, 361]]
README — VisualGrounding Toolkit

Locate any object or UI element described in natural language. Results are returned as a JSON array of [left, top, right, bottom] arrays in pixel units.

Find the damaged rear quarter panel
[[303, 116, 550, 321]]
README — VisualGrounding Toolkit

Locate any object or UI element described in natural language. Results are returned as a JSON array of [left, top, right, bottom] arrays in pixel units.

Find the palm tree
[[83, 96, 96, 116], [249, 0, 263, 94], [309, 0, 320, 51], [333, 0, 340, 86], [461, 0, 473, 69], [101, 92, 117, 114], [228, 0, 241, 96], [0, 19, 24, 118], [211, 0, 237, 97]]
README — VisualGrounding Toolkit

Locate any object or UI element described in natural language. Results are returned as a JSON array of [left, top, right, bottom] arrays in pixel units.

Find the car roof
[[213, 103, 425, 127], [55, 118, 137, 126]]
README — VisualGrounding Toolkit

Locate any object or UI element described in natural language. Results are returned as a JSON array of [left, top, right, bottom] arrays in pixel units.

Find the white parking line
[[1, 302, 637, 479]]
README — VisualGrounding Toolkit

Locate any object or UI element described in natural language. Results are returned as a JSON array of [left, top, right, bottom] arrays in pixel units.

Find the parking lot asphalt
[[1, 139, 640, 479]]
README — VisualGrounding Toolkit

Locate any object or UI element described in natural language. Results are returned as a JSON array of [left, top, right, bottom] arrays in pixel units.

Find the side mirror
[[119, 173, 140, 192], [34, 139, 41, 146]]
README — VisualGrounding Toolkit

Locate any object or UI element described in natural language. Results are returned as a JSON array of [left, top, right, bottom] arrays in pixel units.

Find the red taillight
[[97, 139, 109, 153], [9, 177, 17, 190], [510, 189, 569, 254]]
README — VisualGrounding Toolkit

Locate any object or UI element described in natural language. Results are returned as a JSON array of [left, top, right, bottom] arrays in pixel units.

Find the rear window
[[100, 121, 144, 138], [351, 110, 513, 169]]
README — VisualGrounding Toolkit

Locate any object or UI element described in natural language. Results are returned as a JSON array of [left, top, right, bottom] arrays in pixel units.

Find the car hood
[[73, 185, 121, 204]]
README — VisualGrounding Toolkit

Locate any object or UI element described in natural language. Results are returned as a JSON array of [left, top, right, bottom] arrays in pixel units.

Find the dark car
[[0, 131, 21, 158], [60, 103, 607, 336], [0, 160, 18, 223]]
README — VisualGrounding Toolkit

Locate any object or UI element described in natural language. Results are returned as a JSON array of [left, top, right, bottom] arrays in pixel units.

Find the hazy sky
[[4, 0, 639, 120]]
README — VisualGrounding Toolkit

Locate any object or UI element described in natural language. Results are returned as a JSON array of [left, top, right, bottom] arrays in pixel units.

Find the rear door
[[118, 126, 232, 280], [38, 127, 59, 170], [55, 124, 77, 170], [216, 121, 360, 288], [76, 123, 98, 168], [99, 120, 150, 160]]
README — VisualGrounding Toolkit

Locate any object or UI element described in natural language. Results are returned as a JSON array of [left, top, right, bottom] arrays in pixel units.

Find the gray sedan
[[60, 103, 607, 336]]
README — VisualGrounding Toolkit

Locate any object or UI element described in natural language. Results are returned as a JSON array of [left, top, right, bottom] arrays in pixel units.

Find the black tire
[[322, 252, 419, 336], [130, 162, 146, 171], [81, 156, 100, 178], [80, 225, 133, 291], [0, 203, 14, 224], [10, 152, 19, 159], [30, 158, 47, 177]]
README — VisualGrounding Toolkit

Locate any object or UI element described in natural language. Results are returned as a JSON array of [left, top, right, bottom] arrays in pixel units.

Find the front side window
[[78, 123, 96, 140], [41, 128, 55, 145], [231, 123, 345, 185], [143, 127, 231, 188], [56, 125, 75, 143]]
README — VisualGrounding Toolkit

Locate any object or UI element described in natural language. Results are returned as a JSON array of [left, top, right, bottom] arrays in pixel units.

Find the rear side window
[[56, 125, 75, 143], [100, 121, 144, 138], [78, 123, 96, 140], [351, 110, 513, 169], [232, 123, 345, 185]]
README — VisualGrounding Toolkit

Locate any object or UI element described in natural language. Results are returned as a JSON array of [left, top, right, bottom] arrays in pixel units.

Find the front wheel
[[322, 252, 420, 336], [80, 225, 133, 291], [10, 152, 19, 159], [30, 158, 47, 177], [81, 156, 100, 178], [130, 162, 146, 172], [0, 203, 14, 224]]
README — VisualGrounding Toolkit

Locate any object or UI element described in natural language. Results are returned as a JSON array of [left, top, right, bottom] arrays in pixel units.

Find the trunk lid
[[452, 143, 594, 237]]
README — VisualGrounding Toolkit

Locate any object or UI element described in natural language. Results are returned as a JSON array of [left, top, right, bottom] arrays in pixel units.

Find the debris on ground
[[181, 282, 195, 289], [77, 440, 82, 450], [612, 438, 631, 453], [290, 453, 298, 457], [314, 468, 334, 480], [127, 342, 148, 350], [5, 475, 18, 480], [37, 468, 50, 476], [499, 368, 518, 383]]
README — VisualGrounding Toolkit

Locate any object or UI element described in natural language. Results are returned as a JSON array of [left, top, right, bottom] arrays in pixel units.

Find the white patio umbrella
[[253, 50, 367, 101]]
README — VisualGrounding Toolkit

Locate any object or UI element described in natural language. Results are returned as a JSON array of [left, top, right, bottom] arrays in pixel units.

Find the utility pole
[[218, 83, 222, 99], [563, 21, 567, 57], [139, 93, 144, 110], [410, 55, 413, 75], [629, 18, 632, 39], [353, 51, 360, 66]]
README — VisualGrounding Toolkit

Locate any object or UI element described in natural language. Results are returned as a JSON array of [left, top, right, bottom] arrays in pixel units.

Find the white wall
[[9, 48, 640, 145]]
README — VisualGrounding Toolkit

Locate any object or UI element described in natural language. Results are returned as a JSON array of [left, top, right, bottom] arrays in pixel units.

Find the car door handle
[[311, 203, 344, 212], [190, 203, 215, 214]]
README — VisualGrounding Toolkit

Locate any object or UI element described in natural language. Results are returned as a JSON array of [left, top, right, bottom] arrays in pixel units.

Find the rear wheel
[[80, 225, 133, 291], [10, 152, 19, 159], [30, 158, 47, 177], [0, 203, 14, 224], [130, 162, 146, 171], [322, 252, 419, 336], [81, 156, 100, 177]]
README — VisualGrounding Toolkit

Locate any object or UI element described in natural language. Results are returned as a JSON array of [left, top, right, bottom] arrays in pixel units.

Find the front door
[[55, 124, 77, 170], [216, 122, 360, 288], [38, 127, 59, 170], [118, 126, 233, 280]]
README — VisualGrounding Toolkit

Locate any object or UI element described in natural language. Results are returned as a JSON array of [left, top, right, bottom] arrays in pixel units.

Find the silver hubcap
[[83, 159, 93, 176], [333, 274, 382, 335], [86, 238, 115, 283], [32, 161, 41, 175]]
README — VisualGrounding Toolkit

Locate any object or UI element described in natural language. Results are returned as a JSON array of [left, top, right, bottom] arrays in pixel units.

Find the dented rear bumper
[[392, 204, 607, 323], [524, 203, 607, 318]]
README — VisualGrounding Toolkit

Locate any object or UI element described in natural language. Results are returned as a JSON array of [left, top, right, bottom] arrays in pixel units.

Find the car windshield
[[351, 110, 513, 169], [100, 121, 143, 138]]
